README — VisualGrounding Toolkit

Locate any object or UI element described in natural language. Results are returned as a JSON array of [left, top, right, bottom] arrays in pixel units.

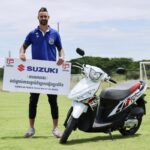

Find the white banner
[[3, 58, 71, 95]]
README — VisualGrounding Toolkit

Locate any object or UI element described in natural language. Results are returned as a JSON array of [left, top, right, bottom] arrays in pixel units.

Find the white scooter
[[60, 48, 147, 144]]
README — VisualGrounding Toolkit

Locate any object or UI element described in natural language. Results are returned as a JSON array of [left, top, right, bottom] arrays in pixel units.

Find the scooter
[[60, 48, 147, 144]]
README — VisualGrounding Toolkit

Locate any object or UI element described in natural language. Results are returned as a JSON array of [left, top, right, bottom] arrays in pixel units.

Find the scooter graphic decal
[[108, 89, 143, 117]]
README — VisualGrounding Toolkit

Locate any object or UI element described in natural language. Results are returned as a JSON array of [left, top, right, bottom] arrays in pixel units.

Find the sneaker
[[52, 128, 62, 138], [24, 128, 35, 138]]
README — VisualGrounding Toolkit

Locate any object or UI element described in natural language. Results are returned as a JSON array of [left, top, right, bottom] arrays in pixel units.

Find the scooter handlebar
[[109, 78, 117, 84], [72, 64, 83, 70]]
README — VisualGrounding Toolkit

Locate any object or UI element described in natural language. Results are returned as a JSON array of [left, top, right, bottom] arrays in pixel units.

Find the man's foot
[[24, 128, 35, 138], [52, 128, 62, 138]]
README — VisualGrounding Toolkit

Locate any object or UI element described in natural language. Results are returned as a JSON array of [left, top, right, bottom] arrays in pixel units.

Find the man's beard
[[40, 20, 48, 26]]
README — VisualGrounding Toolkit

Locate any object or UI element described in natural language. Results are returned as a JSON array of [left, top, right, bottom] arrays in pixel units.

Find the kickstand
[[108, 129, 113, 141]]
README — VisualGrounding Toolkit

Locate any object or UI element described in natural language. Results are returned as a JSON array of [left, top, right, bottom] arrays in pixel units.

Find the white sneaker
[[24, 128, 35, 138], [52, 128, 62, 138]]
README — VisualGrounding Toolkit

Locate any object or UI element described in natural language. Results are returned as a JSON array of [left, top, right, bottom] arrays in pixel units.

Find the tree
[[70, 56, 140, 76]]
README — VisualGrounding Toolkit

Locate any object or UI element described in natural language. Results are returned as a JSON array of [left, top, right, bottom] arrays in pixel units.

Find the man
[[19, 7, 64, 138]]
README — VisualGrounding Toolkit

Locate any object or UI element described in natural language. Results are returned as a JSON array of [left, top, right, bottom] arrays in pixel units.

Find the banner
[[3, 58, 71, 95]]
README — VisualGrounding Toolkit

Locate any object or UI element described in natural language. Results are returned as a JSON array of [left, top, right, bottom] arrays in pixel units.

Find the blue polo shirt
[[24, 27, 62, 61]]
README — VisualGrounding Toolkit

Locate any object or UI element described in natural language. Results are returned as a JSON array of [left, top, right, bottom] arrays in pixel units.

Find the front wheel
[[119, 115, 142, 136], [60, 116, 77, 144]]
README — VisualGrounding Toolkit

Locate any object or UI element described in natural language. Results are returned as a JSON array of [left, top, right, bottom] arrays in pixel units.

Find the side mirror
[[76, 48, 85, 56], [116, 67, 126, 75]]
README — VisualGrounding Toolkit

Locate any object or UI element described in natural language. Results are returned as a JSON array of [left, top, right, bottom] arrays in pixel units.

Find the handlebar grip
[[109, 79, 117, 84]]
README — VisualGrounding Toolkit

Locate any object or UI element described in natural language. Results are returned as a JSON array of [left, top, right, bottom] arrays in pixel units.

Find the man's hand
[[57, 57, 64, 65], [19, 53, 26, 61]]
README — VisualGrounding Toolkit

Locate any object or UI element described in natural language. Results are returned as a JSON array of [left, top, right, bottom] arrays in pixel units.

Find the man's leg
[[48, 94, 62, 138], [24, 93, 40, 138], [29, 93, 40, 127], [29, 118, 35, 128]]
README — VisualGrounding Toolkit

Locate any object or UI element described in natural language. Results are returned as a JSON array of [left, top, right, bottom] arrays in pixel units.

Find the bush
[[0, 68, 4, 79], [126, 70, 139, 80]]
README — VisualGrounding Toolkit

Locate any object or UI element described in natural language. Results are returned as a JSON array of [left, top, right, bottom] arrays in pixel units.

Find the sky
[[1, 0, 150, 62]]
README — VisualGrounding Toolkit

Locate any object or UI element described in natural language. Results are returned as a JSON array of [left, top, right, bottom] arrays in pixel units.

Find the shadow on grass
[[63, 133, 141, 145], [0, 135, 50, 140]]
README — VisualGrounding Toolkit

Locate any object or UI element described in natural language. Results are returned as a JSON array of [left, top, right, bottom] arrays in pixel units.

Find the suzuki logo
[[18, 64, 25, 72], [7, 58, 14, 64], [62, 63, 70, 70]]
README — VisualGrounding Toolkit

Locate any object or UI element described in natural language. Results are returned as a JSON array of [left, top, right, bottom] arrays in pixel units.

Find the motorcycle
[[60, 48, 147, 144]]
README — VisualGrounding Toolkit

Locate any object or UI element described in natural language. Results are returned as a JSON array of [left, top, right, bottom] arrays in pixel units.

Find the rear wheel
[[60, 116, 77, 144], [119, 115, 142, 136]]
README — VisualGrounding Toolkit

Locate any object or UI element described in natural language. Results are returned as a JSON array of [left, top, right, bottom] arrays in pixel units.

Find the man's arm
[[19, 44, 29, 61], [57, 48, 65, 65]]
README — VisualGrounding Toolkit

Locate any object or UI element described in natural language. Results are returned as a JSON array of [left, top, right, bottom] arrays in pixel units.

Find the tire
[[119, 115, 142, 136], [60, 116, 77, 144]]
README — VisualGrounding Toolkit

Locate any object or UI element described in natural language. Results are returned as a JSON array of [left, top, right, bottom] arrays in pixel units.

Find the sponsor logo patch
[[49, 38, 54, 45]]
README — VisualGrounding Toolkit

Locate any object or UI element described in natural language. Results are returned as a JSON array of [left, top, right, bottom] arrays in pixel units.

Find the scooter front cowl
[[68, 78, 100, 101]]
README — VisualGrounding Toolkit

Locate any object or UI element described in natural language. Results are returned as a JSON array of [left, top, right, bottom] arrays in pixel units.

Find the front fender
[[72, 101, 88, 119], [64, 107, 73, 127]]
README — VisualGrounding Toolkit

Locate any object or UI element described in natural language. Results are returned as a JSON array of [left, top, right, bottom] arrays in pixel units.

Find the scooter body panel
[[72, 101, 88, 119], [68, 78, 100, 101]]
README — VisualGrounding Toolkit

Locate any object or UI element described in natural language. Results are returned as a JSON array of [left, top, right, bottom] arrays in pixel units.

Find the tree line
[[0, 68, 3, 79], [70, 56, 150, 79]]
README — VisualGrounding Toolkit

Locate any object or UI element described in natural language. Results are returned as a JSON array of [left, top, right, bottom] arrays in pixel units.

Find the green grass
[[0, 88, 150, 150]]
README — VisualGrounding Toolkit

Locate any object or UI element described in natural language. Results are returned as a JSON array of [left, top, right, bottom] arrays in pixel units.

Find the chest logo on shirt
[[35, 32, 39, 38], [49, 38, 54, 45]]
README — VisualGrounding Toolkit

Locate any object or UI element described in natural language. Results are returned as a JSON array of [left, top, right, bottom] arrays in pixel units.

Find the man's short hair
[[38, 7, 48, 13]]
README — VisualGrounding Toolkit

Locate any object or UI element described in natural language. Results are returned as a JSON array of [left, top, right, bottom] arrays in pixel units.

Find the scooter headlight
[[89, 68, 101, 81]]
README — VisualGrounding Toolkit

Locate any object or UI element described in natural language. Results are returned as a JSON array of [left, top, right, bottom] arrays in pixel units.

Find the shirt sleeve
[[24, 32, 32, 46]]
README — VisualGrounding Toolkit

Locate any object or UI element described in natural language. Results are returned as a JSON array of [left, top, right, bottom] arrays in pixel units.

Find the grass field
[[0, 83, 150, 150]]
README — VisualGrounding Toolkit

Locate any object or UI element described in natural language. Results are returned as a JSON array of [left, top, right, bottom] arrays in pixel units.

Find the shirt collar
[[37, 26, 51, 35]]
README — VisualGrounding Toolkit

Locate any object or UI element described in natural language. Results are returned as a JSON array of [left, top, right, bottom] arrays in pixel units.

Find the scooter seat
[[100, 80, 141, 101]]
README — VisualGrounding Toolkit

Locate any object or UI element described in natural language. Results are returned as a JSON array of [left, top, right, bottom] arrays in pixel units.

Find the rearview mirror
[[116, 67, 126, 75], [76, 48, 85, 56]]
